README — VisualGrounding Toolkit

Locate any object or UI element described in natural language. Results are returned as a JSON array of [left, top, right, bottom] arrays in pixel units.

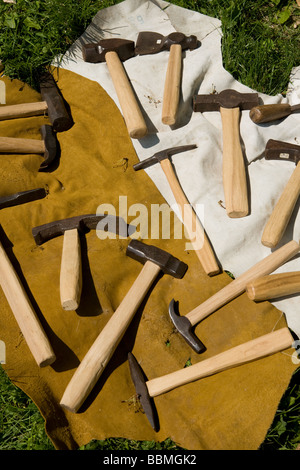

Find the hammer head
[[133, 144, 197, 171], [265, 139, 300, 165], [193, 89, 259, 112], [82, 38, 135, 63], [135, 31, 199, 55], [0, 188, 47, 210], [126, 240, 187, 278], [32, 214, 134, 245], [39, 124, 58, 171], [169, 299, 206, 353]]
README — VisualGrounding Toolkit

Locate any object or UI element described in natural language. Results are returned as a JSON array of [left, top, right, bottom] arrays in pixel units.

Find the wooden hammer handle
[[249, 103, 293, 124], [160, 158, 220, 276], [147, 327, 293, 397], [60, 260, 161, 412], [162, 44, 182, 126], [0, 101, 48, 121], [261, 161, 300, 248], [105, 51, 148, 139], [220, 106, 249, 218], [186, 239, 300, 326], [60, 229, 82, 311], [0, 136, 45, 154], [0, 241, 56, 367], [246, 271, 300, 301]]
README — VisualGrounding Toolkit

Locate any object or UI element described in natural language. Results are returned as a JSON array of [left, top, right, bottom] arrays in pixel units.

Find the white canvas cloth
[[57, 0, 300, 338]]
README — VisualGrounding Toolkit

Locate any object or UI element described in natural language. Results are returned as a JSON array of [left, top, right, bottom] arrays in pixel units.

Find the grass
[[0, 0, 300, 451]]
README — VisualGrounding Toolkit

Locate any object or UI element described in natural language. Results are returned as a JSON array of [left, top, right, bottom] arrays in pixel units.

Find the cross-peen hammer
[[60, 240, 187, 413], [128, 327, 295, 431], [169, 239, 300, 353], [193, 89, 259, 218], [133, 145, 220, 277]]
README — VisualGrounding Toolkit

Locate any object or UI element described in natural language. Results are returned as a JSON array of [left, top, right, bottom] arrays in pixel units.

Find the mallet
[[60, 240, 187, 413], [193, 89, 259, 218], [82, 38, 147, 139]]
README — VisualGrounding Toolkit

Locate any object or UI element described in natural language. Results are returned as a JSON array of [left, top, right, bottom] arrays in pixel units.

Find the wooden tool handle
[[147, 327, 293, 397], [162, 44, 182, 126], [105, 51, 148, 139], [60, 229, 82, 311], [0, 136, 45, 154], [220, 106, 249, 218], [186, 239, 299, 326], [246, 271, 300, 301], [0, 241, 56, 367], [60, 260, 161, 412], [0, 101, 48, 121], [160, 158, 220, 276], [261, 161, 300, 248], [249, 104, 292, 124]]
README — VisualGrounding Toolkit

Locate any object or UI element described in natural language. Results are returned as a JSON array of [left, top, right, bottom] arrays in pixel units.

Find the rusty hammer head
[[265, 139, 300, 165], [193, 89, 259, 112], [133, 144, 197, 171], [82, 38, 135, 63], [39, 124, 59, 171], [0, 188, 47, 210], [169, 299, 206, 353], [135, 31, 199, 55]]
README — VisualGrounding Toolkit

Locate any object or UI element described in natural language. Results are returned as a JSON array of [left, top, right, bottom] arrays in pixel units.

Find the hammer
[[250, 102, 300, 124], [168, 239, 300, 353], [246, 271, 300, 301], [0, 72, 72, 132], [82, 38, 147, 139], [133, 145, 220, 277], [261, 139, 300, 248], [60, 240, 187, 413], [193, 89, 259, 218], [32, 214, 132, 311], [0, 124, 58, 171], [128, 327, 295, 431], [135, 31, 199, 126], [0, 188, 47, 210]]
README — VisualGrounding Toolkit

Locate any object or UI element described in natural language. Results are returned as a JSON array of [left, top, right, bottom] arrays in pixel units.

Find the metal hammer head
[[193, 89, 259, 112], [126, 240, 188, 278], [39, 124, 58, 171], [265, 139, 300, 165], [133, 144, 197, 171], [127, 352, 159, 432], [32, 214, 134, 245], [135, 31, 199, 55], [82, 38, 135, 63], [0, 188, 46, 210], [169, 299, 206, 353]]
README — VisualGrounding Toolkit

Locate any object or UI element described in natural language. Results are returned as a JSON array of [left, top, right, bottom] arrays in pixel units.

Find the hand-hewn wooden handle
[[60, 229, 82, 311], [0, 136, 45, 154], [60, 260, 161, 412], [261, 162, 300, 248], [147, 327, 293, 397], [249, 104, 292, 124], [0, 101, 48, 121], [220, 106, 249, 218], [0, 241, 56, 367], [162, 44, 182, 126], [246, 271, 300, 301], [160, 158, 220, 276], [105, 51, 148, 139], [186, 239, 300, 326]]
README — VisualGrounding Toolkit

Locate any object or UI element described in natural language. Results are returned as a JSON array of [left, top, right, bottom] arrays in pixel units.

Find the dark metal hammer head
[[133, 144, 197, 171], [265, 139, 300, 165], [39, 124, 58, 171], [135, 31, 199, 55], [82, 38, 135, 63], [126, 240, 187, 278], [169, 299, 206, 353], [0, 188, 46, 210], [193, 89, 259, 112]]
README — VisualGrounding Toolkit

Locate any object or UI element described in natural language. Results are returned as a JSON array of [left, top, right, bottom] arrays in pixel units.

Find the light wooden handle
[[0, 136, 45, 154], [105, 51, 148, 139], [60, 260, 161, 412], [60, 229, 82, 311], [249, 104, 292, 124], [160, 158, 220, 276], [246, 271, 300, 301], [261, 162, 300, 248], [162, 44, 182, 126], [0, 241, 56, 367], [220, 106, 249, 218], [186, 239, 300, 326], [147, 327, 293, 397], [0, 101, 48, 121]]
